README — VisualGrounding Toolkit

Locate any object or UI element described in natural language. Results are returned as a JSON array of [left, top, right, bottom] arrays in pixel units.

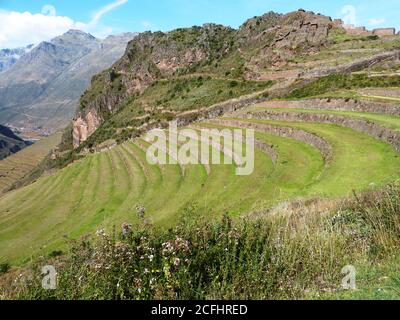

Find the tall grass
[[1, 182, 399, 300]]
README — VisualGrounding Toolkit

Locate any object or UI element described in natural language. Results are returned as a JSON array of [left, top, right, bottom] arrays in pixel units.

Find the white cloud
[[0, 0, 129, 49], [89, 0, 128, 27], [368, 18, 386, 27], [0, 10, 85, 48]]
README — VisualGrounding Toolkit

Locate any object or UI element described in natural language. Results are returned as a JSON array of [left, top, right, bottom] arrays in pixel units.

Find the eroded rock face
[[274, 12, 332, 49], [72, 109, 102, 148]]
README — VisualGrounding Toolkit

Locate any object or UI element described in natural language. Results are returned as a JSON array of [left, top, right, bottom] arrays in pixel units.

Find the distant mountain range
[[0, 44, 34, 73], [0, 30, 137, 136], [0, 124, 31, 160]]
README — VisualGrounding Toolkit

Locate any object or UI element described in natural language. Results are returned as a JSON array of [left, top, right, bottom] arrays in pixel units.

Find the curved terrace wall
[[211, 119, 332, 161], [246, 110, 400, 153]]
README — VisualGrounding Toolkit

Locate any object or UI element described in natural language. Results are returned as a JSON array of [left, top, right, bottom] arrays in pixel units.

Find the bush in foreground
[[1, 182, 399, 300]]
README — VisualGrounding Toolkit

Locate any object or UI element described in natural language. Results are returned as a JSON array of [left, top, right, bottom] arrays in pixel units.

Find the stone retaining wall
[[188, 124, 278, 166], [246, 110, 400, 153], [373, 28, 396, 36], [254, 140, 279, 165], [211, 119, 332, 161], [259, 98, 400, 116], [301, 50, 400, 78]]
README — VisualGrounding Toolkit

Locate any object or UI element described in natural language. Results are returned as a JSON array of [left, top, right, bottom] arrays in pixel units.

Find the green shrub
[[366, 35, 379, 41], [229, 80, 238, 88], [0, 263, 10, 274], [49, 251, 64, 258]]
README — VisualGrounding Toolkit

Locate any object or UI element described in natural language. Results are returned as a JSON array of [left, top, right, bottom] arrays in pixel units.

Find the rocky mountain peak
[[62, 29, 96, 40], [52, 30, 98, 48]]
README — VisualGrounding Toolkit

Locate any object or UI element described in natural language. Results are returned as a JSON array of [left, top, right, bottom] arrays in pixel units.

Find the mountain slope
[[0, 124, 30, 160], [0, 30, 137, 135], [71, 10, 341, 149]]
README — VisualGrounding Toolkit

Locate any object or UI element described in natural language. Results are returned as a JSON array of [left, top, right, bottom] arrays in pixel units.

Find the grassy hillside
[[0, 106, 399, 265], [2, 182, 399, 300]]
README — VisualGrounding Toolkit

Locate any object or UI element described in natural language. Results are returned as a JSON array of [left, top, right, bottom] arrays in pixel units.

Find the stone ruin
[[344, 24, 372, 36], [372, 28, 396, 36], [343, 24, 397, 37]]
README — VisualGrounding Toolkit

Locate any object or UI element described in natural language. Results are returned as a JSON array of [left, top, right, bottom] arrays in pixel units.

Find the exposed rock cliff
[[240, 10, 336, 71]]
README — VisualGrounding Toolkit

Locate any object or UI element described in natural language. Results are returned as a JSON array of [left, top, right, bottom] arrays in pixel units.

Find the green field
[[0, 104, 399, 265]]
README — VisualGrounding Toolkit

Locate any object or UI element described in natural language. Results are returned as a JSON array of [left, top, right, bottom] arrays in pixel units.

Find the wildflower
[[121, 223, 132, 237], [136, 204, 146, 219], [173, 258, 181, 266], [96, 229, 106, 237]]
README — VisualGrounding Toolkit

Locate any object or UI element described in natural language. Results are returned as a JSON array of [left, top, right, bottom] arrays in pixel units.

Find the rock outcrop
[[72, 109, 102, 148], [240, 10, 338, 73]]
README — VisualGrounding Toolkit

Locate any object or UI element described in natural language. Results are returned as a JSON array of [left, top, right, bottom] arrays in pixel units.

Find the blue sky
[[0, 0, 399, 48]]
